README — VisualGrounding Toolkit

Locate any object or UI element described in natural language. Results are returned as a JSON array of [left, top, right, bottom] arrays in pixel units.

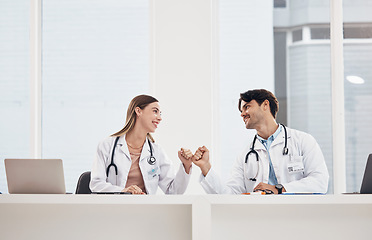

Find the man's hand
[[253, 182, 286, 194], [192, 146, 211, 176], [178, 148, 193, 174]]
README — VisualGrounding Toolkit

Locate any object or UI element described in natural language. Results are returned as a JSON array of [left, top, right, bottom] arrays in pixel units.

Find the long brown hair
[[111, 94, 159, 142]]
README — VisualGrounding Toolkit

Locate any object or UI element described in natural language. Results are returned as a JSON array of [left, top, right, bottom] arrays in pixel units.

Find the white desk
[[0, 195, 194, 240], [1, 194, 372, 240], [206, 194, 372, 240]]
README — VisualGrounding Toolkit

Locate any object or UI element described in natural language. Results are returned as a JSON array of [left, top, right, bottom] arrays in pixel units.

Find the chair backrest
[[75, 171, 92, 194]]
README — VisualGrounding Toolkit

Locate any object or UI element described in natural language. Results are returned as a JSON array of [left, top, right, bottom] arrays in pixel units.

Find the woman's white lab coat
[[90, 135, 191, 194], [200, 127, 329, 194]]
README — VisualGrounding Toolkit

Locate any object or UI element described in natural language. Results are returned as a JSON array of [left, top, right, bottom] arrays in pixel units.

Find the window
[[219, 0, 274, 182], [221, 0, 334, 192], [41, 0, 149, 192], [311, 27, 330, 39], [274, 0, 286, 8], [0, 0, 30, 193], [292, 29, 303, 42], [343, 25, 372, 191], [275, 4, 334, 192], [344, 26, 372, 39], [2, 0, 371, 195], [274, 31, 287, 125]]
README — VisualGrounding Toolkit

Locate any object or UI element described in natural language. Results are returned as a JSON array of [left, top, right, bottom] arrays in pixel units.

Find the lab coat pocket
[[287, 156, 304, 175]]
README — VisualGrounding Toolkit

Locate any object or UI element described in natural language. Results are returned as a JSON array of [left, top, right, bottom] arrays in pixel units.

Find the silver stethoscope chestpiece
[[148, 156, 156, 165]]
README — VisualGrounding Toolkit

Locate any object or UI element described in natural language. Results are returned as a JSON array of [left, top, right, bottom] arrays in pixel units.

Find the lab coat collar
[[117, 134, 152, 162], [117, 135, 131, 160], [252, 126, 291, 150], [271, 126, 292, 148]]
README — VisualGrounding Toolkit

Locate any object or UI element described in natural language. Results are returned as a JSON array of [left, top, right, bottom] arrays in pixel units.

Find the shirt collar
[[257, 124, 282, 143]]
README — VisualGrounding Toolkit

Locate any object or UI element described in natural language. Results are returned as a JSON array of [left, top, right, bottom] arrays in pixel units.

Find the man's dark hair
[[238, 89, 279, 118]]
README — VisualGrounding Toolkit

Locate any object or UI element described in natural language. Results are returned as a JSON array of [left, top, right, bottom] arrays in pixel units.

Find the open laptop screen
[[360, 154, 372, 194], [4, 159, 66, 194]]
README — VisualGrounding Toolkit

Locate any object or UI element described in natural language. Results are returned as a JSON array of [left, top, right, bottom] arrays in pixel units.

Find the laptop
[[4, 159, 66, 194], [360, 154, 372, 194], [343, 154, 372, 194]]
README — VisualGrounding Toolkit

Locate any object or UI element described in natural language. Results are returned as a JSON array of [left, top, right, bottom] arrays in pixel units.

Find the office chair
[[75, 171, 92, 194]]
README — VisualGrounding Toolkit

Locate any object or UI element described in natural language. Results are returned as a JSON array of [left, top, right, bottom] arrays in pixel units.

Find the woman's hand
[[178, 148, 193, 174], [123, 185, 146, 194]]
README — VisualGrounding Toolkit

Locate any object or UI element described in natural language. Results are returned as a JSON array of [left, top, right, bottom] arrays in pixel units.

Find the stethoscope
[[245, 124, 289, 182], [106, 136, 156, 177]]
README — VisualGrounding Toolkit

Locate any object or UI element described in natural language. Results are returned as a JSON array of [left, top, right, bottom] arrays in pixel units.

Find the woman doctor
[[90, 94, 193, 194]]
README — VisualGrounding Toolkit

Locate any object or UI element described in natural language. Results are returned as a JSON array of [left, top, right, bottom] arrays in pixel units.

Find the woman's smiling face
[[136, 102, 162, 133]]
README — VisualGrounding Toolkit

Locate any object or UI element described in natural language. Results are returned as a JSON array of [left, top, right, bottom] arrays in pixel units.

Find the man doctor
[[192, 89, 329, 194]]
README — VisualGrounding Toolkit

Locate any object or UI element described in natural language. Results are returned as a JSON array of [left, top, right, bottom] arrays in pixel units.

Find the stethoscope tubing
[[245, 124, 288, 182], [106, 136, 156, 177]]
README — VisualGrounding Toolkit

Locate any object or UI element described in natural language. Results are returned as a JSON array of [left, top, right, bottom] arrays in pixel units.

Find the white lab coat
[[200, 127, 329, 194], [90, 135, 191, 194]]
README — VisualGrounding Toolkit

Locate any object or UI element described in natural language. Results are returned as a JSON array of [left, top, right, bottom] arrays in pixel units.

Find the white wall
[[150, 0, 217, 194], [150, 0, 274, 194]]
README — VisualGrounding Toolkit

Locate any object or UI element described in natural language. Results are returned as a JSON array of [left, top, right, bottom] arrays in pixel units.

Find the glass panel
[[274, 32, 287, 125], [219, 0, 275, 182], [276, 1, 333, 193], [284, 0, 333, 193], [219, 0, 333, 193], [42, 0, 149, 193], [344, 26, 372, 39], [220, 0, 333, 193], [0, 0, 30, 193], [292, 29, 303, 42], [311, 27, 330, 39], [287, 44, 333, 192], [274, 0, 286, 8], [343, 0, 372, 192]]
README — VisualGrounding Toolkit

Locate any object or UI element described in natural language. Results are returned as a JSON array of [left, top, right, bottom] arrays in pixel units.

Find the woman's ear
[[135, 107, 142, 117]]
